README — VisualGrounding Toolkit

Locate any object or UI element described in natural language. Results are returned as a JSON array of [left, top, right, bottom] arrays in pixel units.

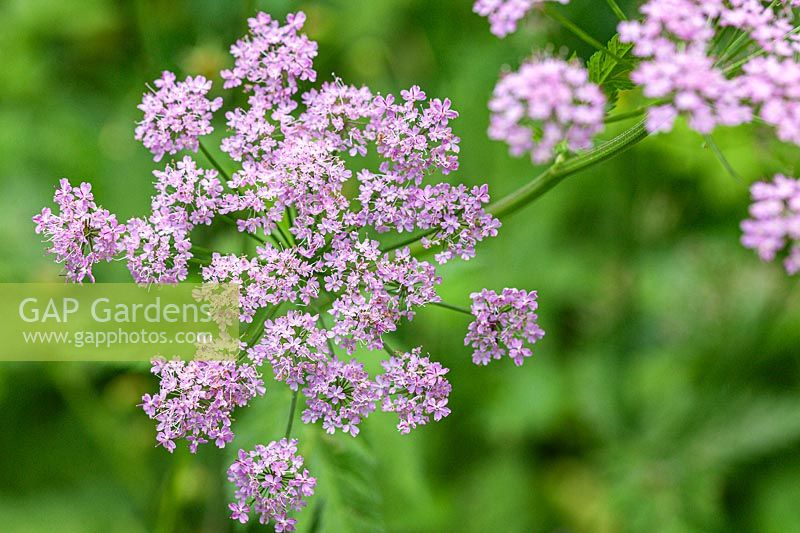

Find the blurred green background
[[2, 0, 800, 531]]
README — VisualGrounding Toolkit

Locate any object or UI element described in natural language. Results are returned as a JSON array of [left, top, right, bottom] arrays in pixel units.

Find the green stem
[[284, 389, 299, 439], [488, 120, 649, 220], [722, 26, 800, 74], [714, 30, 753, 67], [604, 107, 647, 124], [286, 207, 296, 233], [605, 0, 627, 20], [191, 245, 214, 257], [703, 134, 742, 182], [274, 222, 293, 247], [383, 229, 436, 253], [382, 342, 396, 358], [605, 98, 671, 124], [431, 301, 473, 316], [545, 7, 627, 61], [403, 121, 651, 257], [199, 141, 231, 183]]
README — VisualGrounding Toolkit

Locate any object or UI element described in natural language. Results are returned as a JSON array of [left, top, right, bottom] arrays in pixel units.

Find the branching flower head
[[741, 173, 800, 274], [465, 288, 545, 366], [135, 71, 223, 161], [140, 358, 266, 453], [33, 179, 125, 282], [227, 438, 316, 531], [488, 56, 606, 163], [376, 347, 452, 434], [34, 9, 545, 530], [474, 0, 569, 38]]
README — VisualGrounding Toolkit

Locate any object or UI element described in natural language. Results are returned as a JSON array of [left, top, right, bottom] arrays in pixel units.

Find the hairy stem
[[488, 120, 649, 219]]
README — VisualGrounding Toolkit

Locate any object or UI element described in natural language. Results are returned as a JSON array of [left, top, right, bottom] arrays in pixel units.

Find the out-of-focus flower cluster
[[473, 0, 569, 38], [227, 439, 316, 530], [488, 57, 606, 163], [742, 174, 800, 274], [619, 0, 800, 137], [465, 288, 545, 366], [738, 56, 800, 146]]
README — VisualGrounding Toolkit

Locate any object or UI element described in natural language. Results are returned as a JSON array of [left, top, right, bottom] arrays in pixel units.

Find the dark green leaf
[[302, 434, 386, 533], [587, 34, 636, 109]]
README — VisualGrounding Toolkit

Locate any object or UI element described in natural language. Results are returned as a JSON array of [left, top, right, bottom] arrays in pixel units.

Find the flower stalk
[[487, 120, 649, 220]]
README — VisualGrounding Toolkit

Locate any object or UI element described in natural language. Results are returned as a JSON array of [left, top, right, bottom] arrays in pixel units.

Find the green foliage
[[587, 34, 636, 109], [301, 435, 386, 533], [1, 1, 800, 532]]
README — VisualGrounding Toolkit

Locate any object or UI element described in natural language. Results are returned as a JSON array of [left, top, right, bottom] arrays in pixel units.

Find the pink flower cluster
[[203, 247, 320, 323], [325, 244, 441, 353], [248, 314, 454, 438], [738, 56, 800, 146], [124, 157, 224, 284], [301, 358, 380, 436], [488, 57, 606, 163], [465, 288, 545, 366], [227, 439, 316, 531], [250, 312, 331, 390], [376, 347, 452, 434], [474, 0, 569, 38], [222, 11, 317, 108], [33, 179, 125, 282], [357, 178, 500, 263], [140, 358, 265, 453], [619, 0, 800, 136], [741, 174, 800, 275], [135, 71, 222, 161]]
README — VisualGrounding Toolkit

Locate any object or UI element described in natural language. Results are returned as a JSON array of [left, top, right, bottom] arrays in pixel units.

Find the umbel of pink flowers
[[474, 0, 800, 274], [33, 10, 545, 531], [476, 0, 800, 158]]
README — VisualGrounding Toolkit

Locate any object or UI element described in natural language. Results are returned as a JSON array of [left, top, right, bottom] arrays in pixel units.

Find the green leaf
[[689, 395, 800, 467], [302, 434, 386, 533], [587, 34, 635, 109]]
